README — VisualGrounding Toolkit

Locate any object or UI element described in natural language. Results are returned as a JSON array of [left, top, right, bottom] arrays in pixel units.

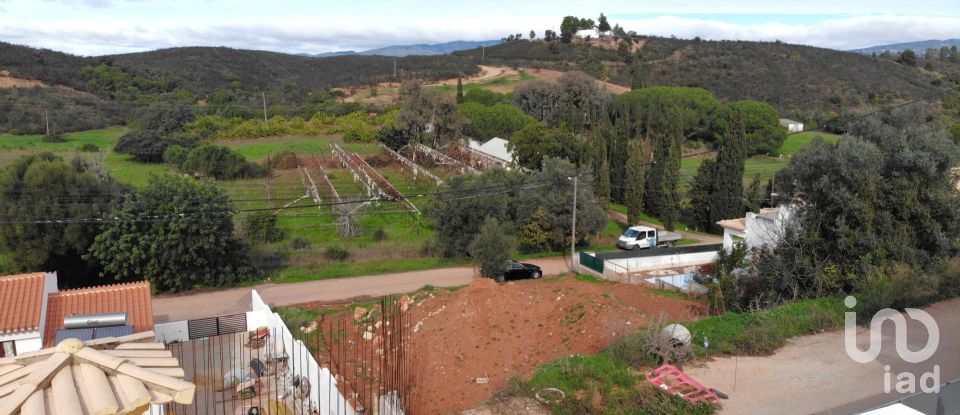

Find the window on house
[[0, 341, 15, 357]]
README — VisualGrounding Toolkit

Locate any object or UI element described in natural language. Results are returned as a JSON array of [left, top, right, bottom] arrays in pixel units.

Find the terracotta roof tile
[[716, 218, 747, 232], [0, 273, 46, 334], [0, 331, 196, 414], [43, 281, 154, 347]]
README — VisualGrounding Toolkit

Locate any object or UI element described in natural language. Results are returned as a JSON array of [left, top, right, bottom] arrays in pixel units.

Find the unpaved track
[[685, 297, 960, 414], [151, 256, 570, 322]]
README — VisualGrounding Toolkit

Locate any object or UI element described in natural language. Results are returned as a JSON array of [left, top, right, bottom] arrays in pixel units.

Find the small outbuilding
[[779, 118, 804, 133]]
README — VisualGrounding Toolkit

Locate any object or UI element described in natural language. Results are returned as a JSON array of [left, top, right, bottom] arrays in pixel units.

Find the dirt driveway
[[684, 297, 960, 414], [151, 256, 571, 322]]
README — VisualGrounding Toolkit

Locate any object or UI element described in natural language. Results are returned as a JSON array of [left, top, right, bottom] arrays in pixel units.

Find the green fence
[[579, 252, 604, 273]]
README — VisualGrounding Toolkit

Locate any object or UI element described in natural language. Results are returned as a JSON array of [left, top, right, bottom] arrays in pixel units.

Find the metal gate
[[580, 252, 604, 273], [186, 313, 247, 339]]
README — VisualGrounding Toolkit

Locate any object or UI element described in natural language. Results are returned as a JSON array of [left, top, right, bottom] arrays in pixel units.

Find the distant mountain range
[[307, 40, 502, 57], [849, 39, 960, 55]]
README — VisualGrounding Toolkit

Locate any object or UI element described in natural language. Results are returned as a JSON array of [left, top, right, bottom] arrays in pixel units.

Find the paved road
[[685, 297, 960, 414], [151, 256, 570, 322], [606, 210, 724, 245]]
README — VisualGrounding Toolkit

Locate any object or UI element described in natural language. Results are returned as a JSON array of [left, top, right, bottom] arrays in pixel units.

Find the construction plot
[[295, 276, 707, 414]]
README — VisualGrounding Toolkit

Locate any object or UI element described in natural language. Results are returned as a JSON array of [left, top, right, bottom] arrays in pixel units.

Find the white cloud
[[0, 3, 959, 55]]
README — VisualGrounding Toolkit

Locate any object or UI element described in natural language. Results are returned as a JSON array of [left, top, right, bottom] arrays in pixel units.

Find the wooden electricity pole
[[44, 108, 49, 136], [570, 175, 578, 272]]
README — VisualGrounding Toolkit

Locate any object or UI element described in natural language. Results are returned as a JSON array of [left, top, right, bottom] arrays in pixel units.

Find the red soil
[[403, 277, 705, 413]]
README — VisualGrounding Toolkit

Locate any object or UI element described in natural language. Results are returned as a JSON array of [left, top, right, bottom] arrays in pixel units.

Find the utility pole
[[266, 152, 273, 210], [44, 108, 49, 136], [393, 59, 397, 79], [261, 92, 268, 123], [481, 46, 485, 61], [570, 175, 578, 272]]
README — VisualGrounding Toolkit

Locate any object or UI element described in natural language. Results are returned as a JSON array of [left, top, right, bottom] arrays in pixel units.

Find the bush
[[180, 145, 265, 179], [42, 130, 66, 143], [163, 144, 189, 167], [241, 212, 285, 244], [79, 143, 100, 152], [372, 227, 388, 242], [323, 246, 350, 262], [468, 217, 516, 279], [115, 130, 192, 163], [288, 237, 311, 250], [270, 150, 298, 169]]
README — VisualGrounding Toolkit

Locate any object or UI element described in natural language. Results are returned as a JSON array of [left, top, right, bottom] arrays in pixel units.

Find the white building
[[779, 118, 804, 133], [575, 29, 598, 39], [468, 137, 514, 167], [0, 272, 57, 356], [717, 205, 794, 251]]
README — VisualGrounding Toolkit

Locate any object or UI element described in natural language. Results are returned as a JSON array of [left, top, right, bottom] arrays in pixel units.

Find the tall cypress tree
[[591, 134, 612, 204], [456, 78, 464, 103], [644, 107, 683, 230], [689, 107, 748, 232], [625, 139, 647, 225]]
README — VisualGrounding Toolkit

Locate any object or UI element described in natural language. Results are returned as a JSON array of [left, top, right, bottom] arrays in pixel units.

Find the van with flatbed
[[616, 225, 682, 250]]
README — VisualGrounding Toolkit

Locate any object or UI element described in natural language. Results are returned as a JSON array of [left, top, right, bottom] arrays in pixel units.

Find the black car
[[496, 260, 542, 283]]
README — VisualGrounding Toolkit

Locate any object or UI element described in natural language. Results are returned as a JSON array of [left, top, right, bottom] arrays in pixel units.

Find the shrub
[[163, 144, 189, 167], [372, 227, 388, 242], [42, 130, 66, 143], [115, 130, 192, 163], [323, 246, 350, 262], [288, 237, 311, 250], [241, 212, 285, 244], [270, 150, 299, 169], [468, 217, 516, 279], [79, 143, 100, 152], [180, 145, 265, 179]]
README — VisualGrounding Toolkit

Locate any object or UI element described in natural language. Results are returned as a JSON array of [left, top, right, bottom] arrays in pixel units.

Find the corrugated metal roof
[[43, 281, 154, 347], [0, 273, 46, 334], [0, 331, 196, 414]]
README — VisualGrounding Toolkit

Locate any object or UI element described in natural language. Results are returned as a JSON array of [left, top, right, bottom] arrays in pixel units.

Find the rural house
[[468, 137, 514, 168], [717, 205, 793, 251], [0, 273, 154, 356], [779, 118, 804, 132]]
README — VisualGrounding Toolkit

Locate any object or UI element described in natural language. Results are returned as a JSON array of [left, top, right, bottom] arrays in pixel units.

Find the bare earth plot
[[684, 297, 960, 415], [303, 276, 707, 414]]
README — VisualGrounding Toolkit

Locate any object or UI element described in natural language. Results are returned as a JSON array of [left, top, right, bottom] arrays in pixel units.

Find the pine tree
[[625, 139, 646, 225], [456, 78, 464, 103]]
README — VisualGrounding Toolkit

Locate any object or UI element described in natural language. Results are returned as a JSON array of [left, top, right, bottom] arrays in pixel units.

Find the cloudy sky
[[1, 0, 959, 56]]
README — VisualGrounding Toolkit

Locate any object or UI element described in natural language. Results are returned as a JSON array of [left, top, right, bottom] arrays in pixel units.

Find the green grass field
[[777, 131, 840, 156]]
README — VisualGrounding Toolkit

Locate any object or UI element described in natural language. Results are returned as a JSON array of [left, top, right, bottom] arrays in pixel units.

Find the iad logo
[[844, 296, 941, 394]]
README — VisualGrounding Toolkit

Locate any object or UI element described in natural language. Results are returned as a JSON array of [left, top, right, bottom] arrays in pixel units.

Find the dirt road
[[606, 210, 724, 245], [684, 297, 960, 414], [151, 256, 570, 322]]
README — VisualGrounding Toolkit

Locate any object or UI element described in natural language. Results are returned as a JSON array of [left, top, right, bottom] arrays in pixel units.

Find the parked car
[[496, 260, 542, 283], [617, 225, 682, 250]]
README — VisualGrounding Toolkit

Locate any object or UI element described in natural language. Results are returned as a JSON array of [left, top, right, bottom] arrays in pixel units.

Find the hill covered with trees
[[455, 36, 949, 124]]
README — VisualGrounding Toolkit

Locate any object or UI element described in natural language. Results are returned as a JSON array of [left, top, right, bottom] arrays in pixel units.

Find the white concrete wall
[[14, 337, 42, 355], [722, 229, 746, 250], [251, 290, 358, 415], [606, 251, 719, 273]]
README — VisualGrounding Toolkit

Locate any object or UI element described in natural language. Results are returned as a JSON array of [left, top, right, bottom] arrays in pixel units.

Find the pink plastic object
[[646, 364, 721, 405]]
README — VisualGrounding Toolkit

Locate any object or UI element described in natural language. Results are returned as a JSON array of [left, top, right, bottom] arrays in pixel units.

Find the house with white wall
[[0, 272, 154, 357], [0, 272, 58, 356], [468, 137, 514, 168], [779, 118, 804, 133], [717, 205, 794, 251]]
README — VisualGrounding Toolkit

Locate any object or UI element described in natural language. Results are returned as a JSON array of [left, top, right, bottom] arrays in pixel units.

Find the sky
[[1, 0, 960, 56]]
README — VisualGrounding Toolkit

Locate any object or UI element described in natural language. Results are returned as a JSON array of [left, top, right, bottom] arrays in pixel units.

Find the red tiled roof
[[0, 273, 46, 334], [43, 281, 154, 347]]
